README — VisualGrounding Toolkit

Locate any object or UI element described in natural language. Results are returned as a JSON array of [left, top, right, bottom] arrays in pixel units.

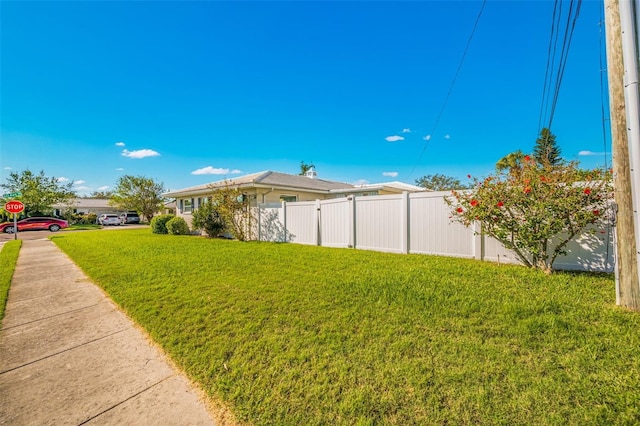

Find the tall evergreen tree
[[533, 128, 562, 166]]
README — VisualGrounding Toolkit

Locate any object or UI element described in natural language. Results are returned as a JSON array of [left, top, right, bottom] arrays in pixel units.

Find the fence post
[[401, 192, 409, 254], [348, 196, 356, 248], [281, 201, 287, 243], [314, 199, 321, 246], [473, 220, 484, 261], [257, 203, 262, 241]]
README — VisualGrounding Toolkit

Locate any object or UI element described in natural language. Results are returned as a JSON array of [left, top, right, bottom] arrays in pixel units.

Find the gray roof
[[52, 198, 112, 209], [164, 171, 355, 197]]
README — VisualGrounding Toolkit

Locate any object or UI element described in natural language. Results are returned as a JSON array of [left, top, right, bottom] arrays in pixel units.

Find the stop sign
[[5, 200, 25, 214]]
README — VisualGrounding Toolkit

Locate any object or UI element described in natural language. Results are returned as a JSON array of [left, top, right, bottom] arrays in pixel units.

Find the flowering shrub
[[446, 157, 611, 272]]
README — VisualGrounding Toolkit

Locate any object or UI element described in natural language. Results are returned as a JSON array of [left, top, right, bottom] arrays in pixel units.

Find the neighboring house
[[162, 169, 426, 224], [163, 199, 177, 215], [52, 198, 115, 216]]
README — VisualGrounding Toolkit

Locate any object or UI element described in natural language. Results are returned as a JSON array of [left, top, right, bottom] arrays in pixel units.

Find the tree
[[191, 200, 226, 237], [447, 155, 611, 273], [0, 169, 75, 216], [109, 175, 165, 222], [496, 150, 525, 175], [299, 161, 315, 176], [533, 128, 562, 166], [415, 174, 467, 191], [207, 183, 254, 241], [87, 190, 114, 199]]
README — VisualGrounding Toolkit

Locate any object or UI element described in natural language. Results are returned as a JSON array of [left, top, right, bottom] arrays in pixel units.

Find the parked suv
[[119, 212, 140, 224]]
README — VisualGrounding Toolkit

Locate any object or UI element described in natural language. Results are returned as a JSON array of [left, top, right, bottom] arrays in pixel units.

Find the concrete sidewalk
[[0, 239, 216, 425]]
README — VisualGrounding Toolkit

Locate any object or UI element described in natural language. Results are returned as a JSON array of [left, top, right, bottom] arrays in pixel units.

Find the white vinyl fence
[[256, 191, 615, 272]]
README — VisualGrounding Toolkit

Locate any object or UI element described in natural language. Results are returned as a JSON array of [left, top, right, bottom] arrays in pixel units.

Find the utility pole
[[605, 0, 640, 310]]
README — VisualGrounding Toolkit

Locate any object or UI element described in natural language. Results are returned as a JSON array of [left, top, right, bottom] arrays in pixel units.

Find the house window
[[183, 198, 193, 213], [280, 195, 297, 202]]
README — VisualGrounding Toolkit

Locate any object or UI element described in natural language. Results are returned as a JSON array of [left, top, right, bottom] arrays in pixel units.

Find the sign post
[[4, 200, 25, 240]]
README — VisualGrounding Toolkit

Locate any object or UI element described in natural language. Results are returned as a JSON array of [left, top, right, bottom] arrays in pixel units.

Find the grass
[[0, 240, 22, 322], [51, 229, 640, 425]]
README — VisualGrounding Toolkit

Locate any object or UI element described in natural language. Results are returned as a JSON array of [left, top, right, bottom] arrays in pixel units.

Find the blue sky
[[1, 1, 610, 195]]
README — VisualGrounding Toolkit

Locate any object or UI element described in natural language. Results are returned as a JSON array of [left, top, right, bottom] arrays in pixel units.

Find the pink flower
[[524, 155, 532, 162], [593, 209, 600, 216], [584, 188, 592, 195], [470, 199, 479, 207], [457, 207, 463, 213], [497, 201, 504, 207], [467, 174, 471, 179], [524, 186, 532, 194]]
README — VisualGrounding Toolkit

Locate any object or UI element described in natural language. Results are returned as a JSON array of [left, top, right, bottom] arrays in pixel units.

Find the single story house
[[162, 169, 426, 223], [52, 198, 115, 216]]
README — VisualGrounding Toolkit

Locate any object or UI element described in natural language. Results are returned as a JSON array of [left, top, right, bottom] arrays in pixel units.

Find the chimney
[[304, 166, 317, 179]]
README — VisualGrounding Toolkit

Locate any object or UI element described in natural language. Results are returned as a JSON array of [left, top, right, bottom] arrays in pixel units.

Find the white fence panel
[[548, 225, 615, 272], [285, 201, 318, 245], [257, 204, 285, 242], [319, 198, 352, 248], [408, 192, 475, 258], [482, 236, 523, 265], [355, 195, 404, 253], [258, 192, 615, 273]]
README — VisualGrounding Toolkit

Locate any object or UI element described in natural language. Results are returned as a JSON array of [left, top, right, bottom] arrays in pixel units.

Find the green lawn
[[0, 240, 22, 322], [51, 229, 640, 425]]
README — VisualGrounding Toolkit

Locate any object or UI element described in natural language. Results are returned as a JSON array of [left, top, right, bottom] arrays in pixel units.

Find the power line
[[538, 0, 583, 132], [404, 0, 487, 183]]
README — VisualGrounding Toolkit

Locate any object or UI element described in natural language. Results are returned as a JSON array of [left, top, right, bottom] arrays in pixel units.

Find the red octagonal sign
[[5, 200, 25, 214]]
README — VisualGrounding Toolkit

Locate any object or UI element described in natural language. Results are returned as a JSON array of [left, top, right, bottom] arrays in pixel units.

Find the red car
[[0, 217, 69, 233]]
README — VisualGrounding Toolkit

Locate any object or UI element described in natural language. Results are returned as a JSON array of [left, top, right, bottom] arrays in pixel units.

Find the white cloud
[[115, 141, 125, 147], [423, 135, 431, 141], [116, 168, 124, 171], [74, 180, 86, 185], [383, 171, 399, 178], [121, 149, 160, 159], [578, 150, 606, 156], [402, 128, 411, 133], [75, 186, 91, 191], [98, 185, 110, 191], [353, 179, 369, 186], [191, 166, 237, 175], [230, 169, 242, 174], [385, 135, 405, 142], [57, 177, 70, 183], [3, 166, 12, 170], [444, 134, 451, 139]]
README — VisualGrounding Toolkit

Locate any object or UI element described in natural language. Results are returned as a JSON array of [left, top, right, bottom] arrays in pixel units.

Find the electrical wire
[[538, 0, 583, 132], [404, 0, 487, 183], [539, 0, 562, 131]]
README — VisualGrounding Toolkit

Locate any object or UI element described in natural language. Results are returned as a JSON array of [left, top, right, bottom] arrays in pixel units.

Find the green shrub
[[61, 212, 98, 225], [150, 214, 175, 234], [166, 217, 190, 235], [191, 202, 226, 237]]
